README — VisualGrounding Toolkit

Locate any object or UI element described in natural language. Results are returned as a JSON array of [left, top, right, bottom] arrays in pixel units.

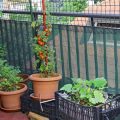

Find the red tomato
[[38, 41, 45, 46]]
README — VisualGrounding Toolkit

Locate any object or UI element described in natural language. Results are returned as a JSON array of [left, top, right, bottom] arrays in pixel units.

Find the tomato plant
[[31, 0, 55, 77]]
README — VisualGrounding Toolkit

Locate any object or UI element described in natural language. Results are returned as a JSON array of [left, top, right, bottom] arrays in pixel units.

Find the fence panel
[[0, 19, 35, 74], [50, 25, 120, 93]]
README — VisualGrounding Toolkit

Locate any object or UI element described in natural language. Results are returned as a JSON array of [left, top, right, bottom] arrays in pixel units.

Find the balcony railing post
[[29, 0, 34, 21], [91, 17, 94, 27]]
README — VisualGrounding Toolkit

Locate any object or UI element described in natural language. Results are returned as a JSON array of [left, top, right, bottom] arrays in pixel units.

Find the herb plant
[[0, 59, 22, 91], [60, 78, 107, 106]]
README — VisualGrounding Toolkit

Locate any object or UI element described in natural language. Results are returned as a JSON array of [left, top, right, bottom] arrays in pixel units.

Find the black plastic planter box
[[21, 89, 56, 120], [55, 91, 120, 120]]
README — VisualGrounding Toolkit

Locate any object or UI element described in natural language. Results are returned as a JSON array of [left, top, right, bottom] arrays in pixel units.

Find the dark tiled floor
[[0, 110, 29, 120]]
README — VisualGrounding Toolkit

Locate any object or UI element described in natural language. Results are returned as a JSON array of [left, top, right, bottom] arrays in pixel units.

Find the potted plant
[[29, 0, 62, 100], [0, 44, 29, 84], [0, 59, 27, 111], [60, 78, 108, 106], [55, 78, 120, 120]]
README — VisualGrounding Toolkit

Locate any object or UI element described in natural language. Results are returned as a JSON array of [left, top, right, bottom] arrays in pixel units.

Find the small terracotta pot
[[29, 73, 62, 100], [0, 83, 27, 110]]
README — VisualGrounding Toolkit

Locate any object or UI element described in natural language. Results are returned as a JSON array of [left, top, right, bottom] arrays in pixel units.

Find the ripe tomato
[[44, 28, 49, 32], [39, 52, 44, 59], [38, 40, 45, 46], [39, 52, 43, 55], [40, 55, 44, 59]]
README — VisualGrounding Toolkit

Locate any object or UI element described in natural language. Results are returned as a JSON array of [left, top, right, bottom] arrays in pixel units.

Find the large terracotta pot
[[29, 73, 62, 100], [0, 83, 27, 110]]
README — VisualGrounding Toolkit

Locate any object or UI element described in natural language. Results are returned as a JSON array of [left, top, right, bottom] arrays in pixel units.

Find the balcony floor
[[0, 110, 28, 120]]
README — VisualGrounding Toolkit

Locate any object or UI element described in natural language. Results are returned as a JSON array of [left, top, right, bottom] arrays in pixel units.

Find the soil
[[39, 72, 60, 78]]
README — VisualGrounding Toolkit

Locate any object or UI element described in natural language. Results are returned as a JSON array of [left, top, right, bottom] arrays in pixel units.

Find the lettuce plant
[[61, 78, 107, 106]]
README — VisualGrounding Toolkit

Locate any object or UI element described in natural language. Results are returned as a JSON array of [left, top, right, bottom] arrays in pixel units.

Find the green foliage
[[9, 14, 31, 21], [61, 84, 72, 93], [0, 59, 22, 91], [32, 23, 55, 77], [47, 0, 87, 24], [8, 0, 87, 23], [60, 77, 107, 106], [62, 0, 87, 12], [0, 45, 6, 59], [60, 0, 87, 24], [9, 5, 31, 21], [31, 6, 55, 77]]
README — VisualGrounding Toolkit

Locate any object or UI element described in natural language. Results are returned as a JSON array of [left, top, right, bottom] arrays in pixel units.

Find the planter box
[[21, 89, 56, 120], [55, 91, 120, 120]]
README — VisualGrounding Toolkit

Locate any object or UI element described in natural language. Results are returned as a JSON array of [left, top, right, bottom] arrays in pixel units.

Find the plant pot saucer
[[30, 93, 55, 103], [0, 105, 21, 112]]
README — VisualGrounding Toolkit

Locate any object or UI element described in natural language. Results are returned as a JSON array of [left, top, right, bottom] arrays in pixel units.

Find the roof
[[71, 0, 120, 26], [85, 0, 120, 14]]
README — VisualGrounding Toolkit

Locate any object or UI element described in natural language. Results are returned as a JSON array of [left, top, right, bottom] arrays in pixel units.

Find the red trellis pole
[[42, 0, 47, 30]]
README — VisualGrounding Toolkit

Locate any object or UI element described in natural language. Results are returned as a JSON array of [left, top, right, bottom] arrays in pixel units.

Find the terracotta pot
[[29, 73, 62, 100], [17, 74, 29, 83], [0, 83, 27, 110]]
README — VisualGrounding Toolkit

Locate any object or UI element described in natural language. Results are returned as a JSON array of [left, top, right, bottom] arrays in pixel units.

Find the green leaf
[[94, 90, 106, 103], [92, 78, 107, 89], [79, 88, 86, 99], [72, 78, 83, 84], [31, 21, 36, 28], [60, 84, 72, 93], [89, 90, 106, 104]]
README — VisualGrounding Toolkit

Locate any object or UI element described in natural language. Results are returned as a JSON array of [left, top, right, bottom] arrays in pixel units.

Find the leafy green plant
[[0, 59, 22, 91], [60, 78, 107, 106]]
